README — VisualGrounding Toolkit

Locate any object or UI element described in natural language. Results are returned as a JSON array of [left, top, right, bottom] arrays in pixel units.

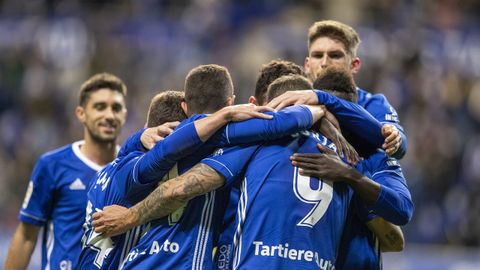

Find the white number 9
[[293, 167, 333, 227]]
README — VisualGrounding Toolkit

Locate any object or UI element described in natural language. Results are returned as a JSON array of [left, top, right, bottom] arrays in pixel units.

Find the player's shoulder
[[177, 114, 207, 129], [37, 142, 75, 165], [357, 87, 391, 106]]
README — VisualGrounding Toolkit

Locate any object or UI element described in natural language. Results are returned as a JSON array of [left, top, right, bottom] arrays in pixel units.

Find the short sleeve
[[201, 144, 259, 186], [19, 158, 55, 226]]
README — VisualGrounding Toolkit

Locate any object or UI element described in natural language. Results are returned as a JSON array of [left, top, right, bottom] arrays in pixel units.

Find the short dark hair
[[267, 75, 313, 102], [79, 73, 127, 106], [254, 60, 306, 105], [146, 91, 187, 127], [313, 66, 357, 102], [184, 64, 234, 115]]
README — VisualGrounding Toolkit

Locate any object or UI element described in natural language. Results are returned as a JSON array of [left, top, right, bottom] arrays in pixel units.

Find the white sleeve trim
[[20, 210, 47, 222], [203, 158, 234, 177]]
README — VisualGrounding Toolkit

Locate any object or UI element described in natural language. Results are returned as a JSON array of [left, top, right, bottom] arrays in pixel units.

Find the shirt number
[[293, 167, 333, 227]]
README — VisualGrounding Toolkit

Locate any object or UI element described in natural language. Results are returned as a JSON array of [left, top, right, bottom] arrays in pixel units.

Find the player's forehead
[[309, 36, 347, 53], [85, 88, 126, 106]]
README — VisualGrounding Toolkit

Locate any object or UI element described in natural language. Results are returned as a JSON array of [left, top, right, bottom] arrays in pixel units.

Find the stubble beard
[[86, 125, 118, 145]]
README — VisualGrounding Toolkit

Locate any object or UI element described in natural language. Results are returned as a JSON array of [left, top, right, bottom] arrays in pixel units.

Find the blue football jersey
[[19, 141, 103, 270], [336, 151, 412, 270], [204, 132, 353, 270], [80, 106, 315, 270], [78, 122, 203, 270]]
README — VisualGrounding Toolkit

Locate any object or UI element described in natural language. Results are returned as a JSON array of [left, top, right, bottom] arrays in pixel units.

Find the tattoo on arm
[[132, 163, 225, 225]]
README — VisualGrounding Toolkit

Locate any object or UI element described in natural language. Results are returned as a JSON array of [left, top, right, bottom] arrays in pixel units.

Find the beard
[[86, 125, 118, 144]]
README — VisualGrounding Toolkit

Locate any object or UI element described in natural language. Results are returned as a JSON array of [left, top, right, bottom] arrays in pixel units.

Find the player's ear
[[248, 96, 259, 105], [181, 101, 188, 115], [351, 57, 361, 74], [304, 57, 311, 74], [227, 95, 235, 106], [75, 106, 86, 123]]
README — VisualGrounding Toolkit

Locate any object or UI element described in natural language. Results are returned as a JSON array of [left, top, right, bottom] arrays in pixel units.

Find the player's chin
[[95, 131, 119, 143]]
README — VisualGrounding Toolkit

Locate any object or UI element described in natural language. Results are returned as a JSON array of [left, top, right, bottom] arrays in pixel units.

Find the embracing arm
[[210, 105, 323, 147], [291, 145, 413, 226], [132, 163, 224, 225], [93, 163, 225, 237], [326, 163, 412, 225], [267, 90, 384, 148], [133, 105, 271, 185]]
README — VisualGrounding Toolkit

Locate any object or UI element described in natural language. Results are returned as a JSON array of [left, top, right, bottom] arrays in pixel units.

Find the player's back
[[78, 151, 155, 269], [119, 115, 227, 270], [230, 132, 352, 270], [20, 141, 101, 269]]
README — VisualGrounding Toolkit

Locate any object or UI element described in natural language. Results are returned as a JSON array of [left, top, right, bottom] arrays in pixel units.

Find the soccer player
[[100, 103, 404, 269], [304, 20, 407, 158], [309, 66, 411, 269], [4, 73, 129, 270], [91, 67, 391, 269], [206, 72, 412, 269], [250, 59, 307, 106], [267, 66, 411, 269], [79, 65, 321, 269], [251, 59, 359, 163]]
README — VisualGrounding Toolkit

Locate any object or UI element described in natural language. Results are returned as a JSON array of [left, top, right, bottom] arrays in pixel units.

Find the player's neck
[[81, 135, 117, 166]]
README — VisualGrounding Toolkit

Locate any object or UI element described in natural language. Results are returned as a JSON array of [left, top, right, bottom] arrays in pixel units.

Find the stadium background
[[0, 0, 479, 269]]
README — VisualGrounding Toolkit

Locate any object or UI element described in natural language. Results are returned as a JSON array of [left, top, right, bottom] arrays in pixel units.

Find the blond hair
[[308, 20, 361, 57]]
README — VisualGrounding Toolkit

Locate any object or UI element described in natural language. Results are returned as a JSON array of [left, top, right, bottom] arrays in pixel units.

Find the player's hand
[[304, 105, 326, 123], [140, 121, 180, 150], [222, 104, 274, 122], [382, 124, 402, 156], [290, 144, 354, 182], [267, 90, 319, 111], [92, 205, 136, 237], [318, 118, 360, 165]]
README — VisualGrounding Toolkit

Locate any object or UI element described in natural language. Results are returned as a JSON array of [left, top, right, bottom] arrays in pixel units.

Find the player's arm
[[4, 222, 40, 270], [267, 90, 385, 148], [291, 145, 413, 225], [366, 217, 405, 252], [92, 163, 226, 237], [352, 194, 405, 252], [132, 105, 271, 184], [8, 158, 54, 269], [94, 144, 256, 237], [210, 104, 324, 146]]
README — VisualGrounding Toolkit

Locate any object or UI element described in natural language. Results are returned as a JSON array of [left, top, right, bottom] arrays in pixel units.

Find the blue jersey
[[336, 151, 413, 270], [78, 122, 203, 270], [120, 106, 314, 270], [357, 87, 407, 159], [80, 106, 314, 270], [19, 141, 103, 270], [204, 132, 353, 270]]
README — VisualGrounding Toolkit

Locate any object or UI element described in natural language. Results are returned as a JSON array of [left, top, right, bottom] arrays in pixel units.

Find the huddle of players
[[5, 20, 413, 270]]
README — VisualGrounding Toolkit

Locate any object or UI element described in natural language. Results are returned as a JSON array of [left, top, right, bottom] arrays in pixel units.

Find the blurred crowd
[[0, 0, 479, 247]]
